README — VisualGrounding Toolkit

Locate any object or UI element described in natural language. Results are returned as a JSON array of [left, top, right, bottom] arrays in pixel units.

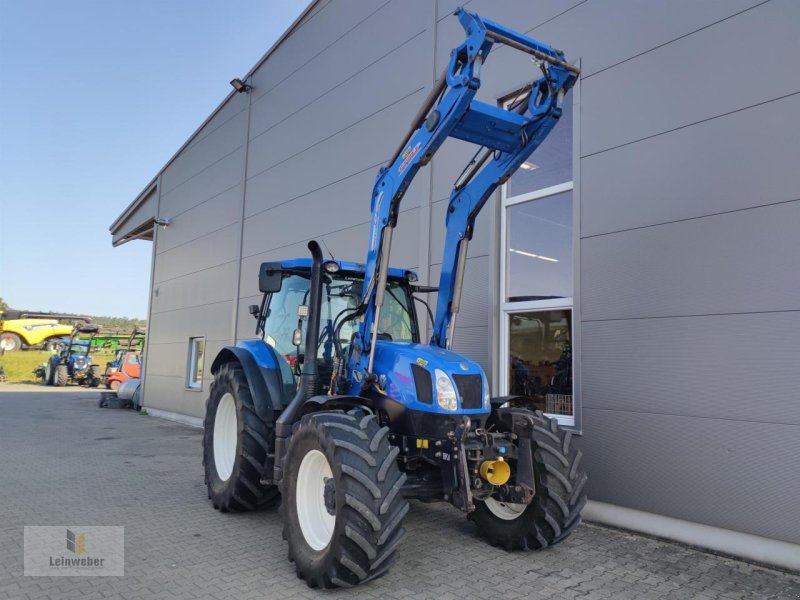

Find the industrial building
[[110, 0, 800, 569]]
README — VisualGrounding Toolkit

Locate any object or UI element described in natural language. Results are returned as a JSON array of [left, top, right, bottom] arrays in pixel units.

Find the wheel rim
[[484, 497, 527, 521], [213, 393, 238, 482], [296, 449, 335, 551]]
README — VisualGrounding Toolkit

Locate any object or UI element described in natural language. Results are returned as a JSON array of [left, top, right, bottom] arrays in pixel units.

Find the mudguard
[[299, 394, 377, 417], [210, 343, 287, 423]]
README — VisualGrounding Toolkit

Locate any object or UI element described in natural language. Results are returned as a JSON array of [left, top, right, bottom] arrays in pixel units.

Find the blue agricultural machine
[[44, 324, 102, 387], [202, 9, 586, 587]]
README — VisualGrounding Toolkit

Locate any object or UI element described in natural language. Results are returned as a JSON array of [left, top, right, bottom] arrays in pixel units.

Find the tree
[[0, 297, 8, 315]]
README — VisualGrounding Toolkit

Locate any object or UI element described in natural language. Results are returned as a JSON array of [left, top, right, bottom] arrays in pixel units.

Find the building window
[[500, 93, 576, 427], [187, 337, 205, 390]]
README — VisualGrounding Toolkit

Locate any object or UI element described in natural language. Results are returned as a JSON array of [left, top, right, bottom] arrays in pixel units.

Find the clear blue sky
[[0, 0, 308, 319]]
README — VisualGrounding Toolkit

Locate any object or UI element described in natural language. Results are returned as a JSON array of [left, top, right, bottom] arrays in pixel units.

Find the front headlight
[[435, 369, 457, 411]]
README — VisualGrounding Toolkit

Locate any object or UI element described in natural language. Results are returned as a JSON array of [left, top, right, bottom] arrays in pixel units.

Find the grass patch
[[0, 350, 116, 384]]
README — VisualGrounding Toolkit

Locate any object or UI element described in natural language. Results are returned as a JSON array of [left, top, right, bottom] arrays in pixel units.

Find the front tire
[[54, 364, 68, 387], [202, 363, 279, 512], [469, 408, 587, 550], [88, 365, 101, 387], [281, 411, 408, 588]]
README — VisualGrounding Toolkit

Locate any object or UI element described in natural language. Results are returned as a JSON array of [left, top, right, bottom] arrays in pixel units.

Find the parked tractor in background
[[45, 324, 102, 387], [201, 9, 585, 588], [0, 310, 90, 352], [104, 328, 144, 390]]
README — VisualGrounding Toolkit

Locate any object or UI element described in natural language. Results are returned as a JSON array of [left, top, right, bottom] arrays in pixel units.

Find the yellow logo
[[66, 530, 86, 556], [415, 357, 428, 367]]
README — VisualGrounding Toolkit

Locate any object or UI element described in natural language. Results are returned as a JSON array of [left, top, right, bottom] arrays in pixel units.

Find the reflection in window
[[506, 100, 572, 196], [506, 191, 573, 302], [508, 310, 572, 417], [187, 337, 205, 389]]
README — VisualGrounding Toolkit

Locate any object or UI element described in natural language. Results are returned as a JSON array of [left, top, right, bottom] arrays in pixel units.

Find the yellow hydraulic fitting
[[479, 457, 511, 486]]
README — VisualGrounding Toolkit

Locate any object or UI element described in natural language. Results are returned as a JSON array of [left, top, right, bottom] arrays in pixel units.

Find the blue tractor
[[202, 9, 586, 588], [45, 324, 102, 387]]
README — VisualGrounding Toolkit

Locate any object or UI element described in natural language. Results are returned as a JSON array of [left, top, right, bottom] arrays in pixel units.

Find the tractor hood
[[367, 341, 489, 416]]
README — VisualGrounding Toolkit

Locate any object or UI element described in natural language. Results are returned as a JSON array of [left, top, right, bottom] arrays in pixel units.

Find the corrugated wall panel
[[579, 409, 800, 544], [244, 90, 425, 215], [158, 148, 244, 217], [581, 93, 800, 237], [582, 312, 800, 425], [150, 262, 237, 314], [148, 302, 235, 346], [155, 185, 241, 253], [581, 0, 800, 156], [161, 108, 248, 194], [581, 200, 800, 321], [153, 222, 239, 284]]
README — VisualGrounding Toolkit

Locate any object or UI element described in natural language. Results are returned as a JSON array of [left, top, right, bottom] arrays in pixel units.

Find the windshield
[[70, 345, 89, 356], [263, 272, 416, 360]]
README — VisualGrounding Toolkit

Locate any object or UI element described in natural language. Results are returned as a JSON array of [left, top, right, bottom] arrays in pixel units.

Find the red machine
[[104, 328, 144, 391]]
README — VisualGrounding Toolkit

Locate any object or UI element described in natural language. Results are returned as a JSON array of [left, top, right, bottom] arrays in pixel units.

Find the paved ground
[[0, 387, 798, 600]]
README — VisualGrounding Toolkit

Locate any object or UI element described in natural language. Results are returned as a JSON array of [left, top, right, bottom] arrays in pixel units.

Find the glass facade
[[508, 309, 572, 416], [501, 94, 575, 426], [506, 190, 573, 302]]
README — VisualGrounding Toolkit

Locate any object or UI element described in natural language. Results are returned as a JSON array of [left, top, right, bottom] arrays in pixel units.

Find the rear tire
[[281, 411, 408, 588], [202, 363, 280, 512], [54, 365, 68, 387], [0, 332, 22, 352], [469, 408, 587, 550]]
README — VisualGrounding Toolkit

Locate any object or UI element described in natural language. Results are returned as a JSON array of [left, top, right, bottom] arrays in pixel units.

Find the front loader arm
[[349, 8, 579, 385]]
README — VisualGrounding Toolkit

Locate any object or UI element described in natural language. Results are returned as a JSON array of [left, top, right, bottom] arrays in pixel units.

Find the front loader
[[202, 8, 586, 588]]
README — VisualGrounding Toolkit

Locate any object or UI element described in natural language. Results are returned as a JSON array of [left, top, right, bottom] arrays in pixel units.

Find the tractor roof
[[277, 258, 415, 281]]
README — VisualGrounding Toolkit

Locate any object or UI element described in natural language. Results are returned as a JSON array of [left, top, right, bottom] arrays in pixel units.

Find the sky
[[0, 0, 309, 319]]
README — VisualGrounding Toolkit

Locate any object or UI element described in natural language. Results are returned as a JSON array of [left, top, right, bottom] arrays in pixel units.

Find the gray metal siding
[[134, 0, 800, 544], [581, 201, 800, 320], [580, 408, 800, 544], [580, 1, 799, 156], [573, 0, 800, 545], [581, 93, 800, 237]]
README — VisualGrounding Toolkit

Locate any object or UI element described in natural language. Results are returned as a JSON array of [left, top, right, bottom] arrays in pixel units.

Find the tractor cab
[[241, 258, 420, 408]]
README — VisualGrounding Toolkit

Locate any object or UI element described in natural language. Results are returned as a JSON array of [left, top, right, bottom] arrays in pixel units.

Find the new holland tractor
[[202, 9, 586, 588], [45, 324, 102, 387]]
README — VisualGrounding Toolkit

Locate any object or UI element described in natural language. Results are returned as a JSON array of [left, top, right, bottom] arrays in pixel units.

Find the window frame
[[186, 336, 205, 391], [498, 84, 580, 430]]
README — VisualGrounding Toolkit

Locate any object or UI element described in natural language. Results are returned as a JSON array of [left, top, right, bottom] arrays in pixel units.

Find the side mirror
[[248, 304, 259, 318], [292, 328, 303, 347], [259, 262, 282, 293]]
